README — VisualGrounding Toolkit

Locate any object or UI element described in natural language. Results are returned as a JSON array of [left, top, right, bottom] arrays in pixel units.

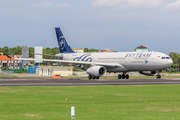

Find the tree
[[2, 46, 9, 55], [13, 46, 22, 55], [84, 47, 89, 52], [29, 47, 34, 58], [169, 52, 180, 71], [8, 48, 14, 56], [84, 47, 98, 52]]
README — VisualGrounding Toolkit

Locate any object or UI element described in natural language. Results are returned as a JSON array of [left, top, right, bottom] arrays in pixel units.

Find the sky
[[0, 0, 180, 54]]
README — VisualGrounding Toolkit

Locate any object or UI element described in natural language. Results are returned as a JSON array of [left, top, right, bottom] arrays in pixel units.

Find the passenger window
[[161, 57, 170, 59]]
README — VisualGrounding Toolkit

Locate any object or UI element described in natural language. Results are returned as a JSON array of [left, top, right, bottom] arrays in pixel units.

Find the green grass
[[0, 74, 18, 78], [1, 85, 180, 120]]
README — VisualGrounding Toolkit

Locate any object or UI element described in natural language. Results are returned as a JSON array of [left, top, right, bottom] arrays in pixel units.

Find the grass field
[[1, 85, 180, 120]]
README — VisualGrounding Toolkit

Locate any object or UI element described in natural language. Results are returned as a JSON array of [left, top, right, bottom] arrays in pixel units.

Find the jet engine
[[87, 66, 106, 77], [139, 71, 156, 76]]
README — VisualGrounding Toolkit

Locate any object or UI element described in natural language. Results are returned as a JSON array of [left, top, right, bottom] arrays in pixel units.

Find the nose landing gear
[[156, 74, 161, 79], [156, 71, 161, 79]]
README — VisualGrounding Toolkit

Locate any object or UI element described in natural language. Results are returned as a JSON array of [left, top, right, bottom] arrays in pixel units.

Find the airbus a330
[[18, 28, 173, 79]]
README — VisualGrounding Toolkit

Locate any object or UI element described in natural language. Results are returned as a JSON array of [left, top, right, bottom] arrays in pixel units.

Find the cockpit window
[[161, 57, 170, 59]]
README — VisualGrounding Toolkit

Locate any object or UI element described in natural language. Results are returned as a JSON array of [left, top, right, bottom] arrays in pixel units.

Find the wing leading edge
[[16, 58, 122, 67]]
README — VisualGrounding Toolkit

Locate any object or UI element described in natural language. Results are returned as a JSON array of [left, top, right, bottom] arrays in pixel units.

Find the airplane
[[18, 27, 173, 79]]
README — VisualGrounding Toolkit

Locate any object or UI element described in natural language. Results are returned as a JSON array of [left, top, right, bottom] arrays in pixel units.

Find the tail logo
[[59, 36, 65, 50]]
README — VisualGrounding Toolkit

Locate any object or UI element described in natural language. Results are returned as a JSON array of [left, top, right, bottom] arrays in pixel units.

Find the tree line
[[0, 46, 99, 58], [0, 46, 179, 71], [0, 46, 99, 65], [169, 52, 180, 71]]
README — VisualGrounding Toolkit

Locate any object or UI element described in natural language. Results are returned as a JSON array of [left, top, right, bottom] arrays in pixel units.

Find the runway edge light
[[71, 106, 75, 119]]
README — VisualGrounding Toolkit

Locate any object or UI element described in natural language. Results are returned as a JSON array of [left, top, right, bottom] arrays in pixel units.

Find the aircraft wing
[[16, 58, 122, 67], [32, 53, 63, 58]]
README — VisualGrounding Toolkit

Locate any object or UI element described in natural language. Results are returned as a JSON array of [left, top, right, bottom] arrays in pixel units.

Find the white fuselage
[[57, 51, 173, 72]]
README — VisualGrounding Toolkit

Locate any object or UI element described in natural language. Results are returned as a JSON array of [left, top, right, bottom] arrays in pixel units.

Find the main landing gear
[[118, 73, 129, 79], [88, 75, 99, 79]]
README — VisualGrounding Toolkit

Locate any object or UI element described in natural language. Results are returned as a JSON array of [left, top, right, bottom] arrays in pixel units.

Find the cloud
[[55, 3, 69, 8], [40, 2, 54, 8], [92, 0, 162, 9], [32, 2, 69, 8], [164, 0, 180, 10]]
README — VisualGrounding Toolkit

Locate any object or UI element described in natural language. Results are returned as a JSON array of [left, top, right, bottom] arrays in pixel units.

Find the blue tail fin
[[55, 28, 75, 53]]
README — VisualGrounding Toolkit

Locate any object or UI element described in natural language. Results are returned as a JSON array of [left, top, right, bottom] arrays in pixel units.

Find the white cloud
[[92, 0, 162, 9], [164, 0, 180, 10], [93, 0, 128, 8], [129, 0, 162, 9], [32, 2, 69, 8], [40, 2, 54, 8], [55, 3, 69, 8]]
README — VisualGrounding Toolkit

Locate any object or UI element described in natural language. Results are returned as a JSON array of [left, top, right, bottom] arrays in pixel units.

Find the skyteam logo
[[59, 36, 65, 50], [145, 60, 148, 64], [73, 54, 92, 62]]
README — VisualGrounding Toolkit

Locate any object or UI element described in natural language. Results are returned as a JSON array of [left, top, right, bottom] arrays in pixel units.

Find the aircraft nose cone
[[168, 59, 173, 67]]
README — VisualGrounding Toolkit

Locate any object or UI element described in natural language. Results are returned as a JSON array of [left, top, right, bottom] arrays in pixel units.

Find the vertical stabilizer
[[55, 28, 75, 53]]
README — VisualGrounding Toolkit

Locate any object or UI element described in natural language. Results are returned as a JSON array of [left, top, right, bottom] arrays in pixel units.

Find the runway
[[1, 78, 180, 86]]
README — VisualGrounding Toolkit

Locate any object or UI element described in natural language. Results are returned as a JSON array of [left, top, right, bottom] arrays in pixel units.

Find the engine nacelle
[[87, 66, 106, 77], [139, 71, 156, 76]]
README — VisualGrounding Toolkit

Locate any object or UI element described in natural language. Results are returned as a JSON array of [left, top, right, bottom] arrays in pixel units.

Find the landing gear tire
[[93, 76, 96, 79], [125, 74, 129, 79], [122, 74, 126, 79], [118, 74, 122, 79], [156, 75, 161, 79], [88, 75, 92, 79], [96, 76, 99, 79]]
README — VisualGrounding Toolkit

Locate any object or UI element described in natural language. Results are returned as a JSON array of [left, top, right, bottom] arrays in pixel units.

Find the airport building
[[72, 48, 84, 53], [39, 66, 73, 77], [0, 46, 31, 70], [134, 45, 149, 52], [99, 49, 114, 52], [0, 54, 20, 69], [0, 52, 3, 55]]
